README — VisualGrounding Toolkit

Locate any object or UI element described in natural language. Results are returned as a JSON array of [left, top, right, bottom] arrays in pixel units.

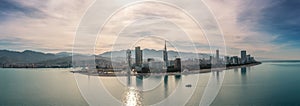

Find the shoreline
[[72, 62, 262, 77]]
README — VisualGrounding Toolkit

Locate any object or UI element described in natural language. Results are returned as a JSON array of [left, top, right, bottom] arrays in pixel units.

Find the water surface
[[1, 62, 300, 105], [0, 68, 87, 106], [212, 62, 300, 106]]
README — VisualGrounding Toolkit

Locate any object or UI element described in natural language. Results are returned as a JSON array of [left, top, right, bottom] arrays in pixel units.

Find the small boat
[[185, 84, 192, 87]]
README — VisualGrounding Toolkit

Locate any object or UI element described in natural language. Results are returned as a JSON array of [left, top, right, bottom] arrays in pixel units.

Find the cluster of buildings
[[227, 50, 257, 65], [125, 41, 258, 73], [127, 41, 181, 73], [199, 49, 257, 68]]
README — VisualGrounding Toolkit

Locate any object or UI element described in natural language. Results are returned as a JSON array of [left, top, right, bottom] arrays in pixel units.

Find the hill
[[0, 50, 59, 64]]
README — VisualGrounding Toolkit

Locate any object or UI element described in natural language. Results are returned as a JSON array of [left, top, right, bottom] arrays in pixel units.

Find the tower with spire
[[163, 40, 169, 68]]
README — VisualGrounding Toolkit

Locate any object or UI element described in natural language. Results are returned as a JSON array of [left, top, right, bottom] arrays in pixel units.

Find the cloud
[[0, 0, 299, 59], [94, 1, 221, 55], [0, 0, 94, 53]]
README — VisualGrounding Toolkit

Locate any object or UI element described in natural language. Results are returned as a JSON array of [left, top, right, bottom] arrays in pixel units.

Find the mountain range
[[0, 49, 211, 67], [0, 50, 67, 64]]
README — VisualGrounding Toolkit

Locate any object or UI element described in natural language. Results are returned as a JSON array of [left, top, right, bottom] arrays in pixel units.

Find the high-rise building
[[126, 49, 132, 71], [216, 49, 220, 61], [247, 55, 251, 63], [163, 41, 169, 67], [224, 56, 230, 64], [241, 50, 247, 64], [174, 58, 181, 71], [209, 56, 213, 64], [135, 46, 143, 66], [126, 49, 132, 85], [232, 56, 239, 64]]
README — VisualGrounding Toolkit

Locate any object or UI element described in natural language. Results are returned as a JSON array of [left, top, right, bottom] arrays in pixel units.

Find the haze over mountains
[[0, 49, 211, 67], [0, 50, 67, 64], [0, 50, 72, 67]]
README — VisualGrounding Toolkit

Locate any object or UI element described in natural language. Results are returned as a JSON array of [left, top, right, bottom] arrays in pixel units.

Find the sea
[[0, 62, 300, 106]]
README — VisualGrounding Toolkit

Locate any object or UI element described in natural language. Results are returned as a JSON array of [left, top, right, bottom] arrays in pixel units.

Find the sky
[[0, 0, 299, 60]]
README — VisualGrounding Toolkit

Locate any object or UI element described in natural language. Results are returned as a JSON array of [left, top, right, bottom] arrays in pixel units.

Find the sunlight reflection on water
[[122, 87, 143, 106]]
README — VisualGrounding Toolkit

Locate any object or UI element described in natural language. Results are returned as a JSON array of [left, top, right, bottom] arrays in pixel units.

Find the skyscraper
[[135, 46, 143, 66], [209, 56, 213, 64], [241, 50, 246, 64], [232, 56, 239, 64], [126, 49, 132, 85], [163, 41, 169, 67], [216, 49, 220, 61], [247, 54, 251, 63], [126, 49, 132, 73], [174, 58, 181, 71]]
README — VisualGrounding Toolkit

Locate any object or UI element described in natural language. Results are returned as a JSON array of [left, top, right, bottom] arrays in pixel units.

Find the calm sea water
[[0, 62, 300, 105], [212, 62, 300, 106], [0, 68, 88, 106]]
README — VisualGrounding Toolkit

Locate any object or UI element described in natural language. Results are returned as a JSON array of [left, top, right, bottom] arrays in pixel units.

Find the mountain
[[55, 52, 72, 57], [0, 49, 117, 68], [0, 50, 59, 64], [37, 56, 72, 65], [0, 49, 212, 68]]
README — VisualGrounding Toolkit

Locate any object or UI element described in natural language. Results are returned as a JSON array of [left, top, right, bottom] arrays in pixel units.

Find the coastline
[[72, 62, 262, 77]]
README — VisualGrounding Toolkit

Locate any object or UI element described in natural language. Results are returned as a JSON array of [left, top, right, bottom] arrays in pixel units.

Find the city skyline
[[0, 0, 300, 60]]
